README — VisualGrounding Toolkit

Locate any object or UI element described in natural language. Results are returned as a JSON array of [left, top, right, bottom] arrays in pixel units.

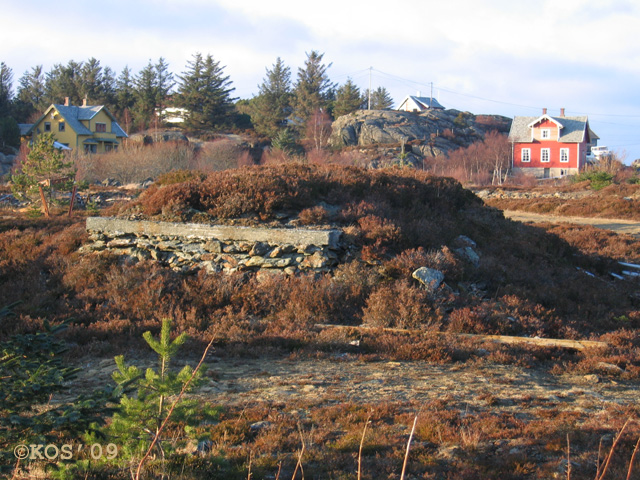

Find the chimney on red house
[[64, 97, 70, 106], [560, 108, 565, 117], [542, 108, 547, 115]]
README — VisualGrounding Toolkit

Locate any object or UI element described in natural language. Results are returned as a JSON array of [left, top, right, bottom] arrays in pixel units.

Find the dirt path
[[503, 210, 640, 237], [68, 354, 639, 418]]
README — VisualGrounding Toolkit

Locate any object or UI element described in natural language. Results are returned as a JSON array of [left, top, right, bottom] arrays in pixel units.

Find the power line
[[366, 68, 640, 119]]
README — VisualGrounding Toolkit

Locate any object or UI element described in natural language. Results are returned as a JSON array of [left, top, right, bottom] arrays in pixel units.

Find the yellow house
[[25, 98, 128, 153]]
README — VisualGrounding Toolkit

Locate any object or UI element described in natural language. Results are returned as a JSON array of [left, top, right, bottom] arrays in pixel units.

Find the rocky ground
[[503, 210, 640, 237], [65, 348, 638, 425]]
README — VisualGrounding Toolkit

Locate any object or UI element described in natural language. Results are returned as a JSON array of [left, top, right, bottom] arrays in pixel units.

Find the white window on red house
[[521, 148, 531, 162], [541, 129, 551, 139], [541, 148, 550, 163], [95, 123, 107, 133], [560, 148, 569, 163]]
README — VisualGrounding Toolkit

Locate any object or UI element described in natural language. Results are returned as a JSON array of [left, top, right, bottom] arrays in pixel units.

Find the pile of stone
[[84, 217, 343, 275]]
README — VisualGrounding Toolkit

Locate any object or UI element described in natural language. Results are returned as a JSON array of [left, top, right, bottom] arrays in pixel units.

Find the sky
[[2, 0, 640, 162]]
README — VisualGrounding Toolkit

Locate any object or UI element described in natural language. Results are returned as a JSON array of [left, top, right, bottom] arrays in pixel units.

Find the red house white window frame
[[521, 148, 531, 162], [560, 148, 569, 163], [541, 148, 550, 163]]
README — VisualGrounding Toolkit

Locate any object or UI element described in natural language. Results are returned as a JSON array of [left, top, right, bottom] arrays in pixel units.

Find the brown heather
[[2, 165, 640, 479]]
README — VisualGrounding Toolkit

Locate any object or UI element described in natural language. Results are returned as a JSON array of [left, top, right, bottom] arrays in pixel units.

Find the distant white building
[[397, 95, 445, 112], [158, 107, 188, 124]]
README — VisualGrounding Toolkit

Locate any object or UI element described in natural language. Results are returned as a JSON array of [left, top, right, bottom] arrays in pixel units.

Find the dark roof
[[29, 104, 128, 138], [412, 96, 445, 110], [18, 124, 33, 136]]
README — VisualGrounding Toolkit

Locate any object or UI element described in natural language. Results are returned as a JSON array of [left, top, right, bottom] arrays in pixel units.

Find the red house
[[508, 108, 599, 178]]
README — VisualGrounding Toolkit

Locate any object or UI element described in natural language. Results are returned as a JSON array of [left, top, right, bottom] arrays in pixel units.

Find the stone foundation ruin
[[84, 217, 344, 275]]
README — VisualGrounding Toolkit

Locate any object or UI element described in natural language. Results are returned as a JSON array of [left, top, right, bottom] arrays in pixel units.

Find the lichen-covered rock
[[330, 109, 511, 158], [412, 267, 445, 292]]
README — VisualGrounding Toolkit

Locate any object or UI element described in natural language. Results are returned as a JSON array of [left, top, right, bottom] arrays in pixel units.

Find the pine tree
[[333, 78, 363, 117], [176, 52, 235, 130], [11, 132, 75, 212], [251, 57, 293, 138], [293, 51, 335, 125], [107, 319, 216, 468]]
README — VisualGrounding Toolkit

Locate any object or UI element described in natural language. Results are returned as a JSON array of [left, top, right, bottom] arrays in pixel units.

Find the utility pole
[[368, 66, 372, 110]]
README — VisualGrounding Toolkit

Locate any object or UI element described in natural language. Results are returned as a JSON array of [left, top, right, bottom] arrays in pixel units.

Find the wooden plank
[[314, 324, 608, 351]]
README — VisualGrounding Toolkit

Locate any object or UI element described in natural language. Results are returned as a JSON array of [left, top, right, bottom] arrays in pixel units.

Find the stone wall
[[84, 217, 344, 275]]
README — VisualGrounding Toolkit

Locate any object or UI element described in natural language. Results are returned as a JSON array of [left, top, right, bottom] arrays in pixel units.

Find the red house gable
[[508, 109, 598, 178]]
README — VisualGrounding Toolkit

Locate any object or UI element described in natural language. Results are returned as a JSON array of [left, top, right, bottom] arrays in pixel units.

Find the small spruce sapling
[[107, 319, 218, 470]]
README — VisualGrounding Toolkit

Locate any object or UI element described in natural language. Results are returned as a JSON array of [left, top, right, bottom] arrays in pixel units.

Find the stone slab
[[86, 217, 342, 248]]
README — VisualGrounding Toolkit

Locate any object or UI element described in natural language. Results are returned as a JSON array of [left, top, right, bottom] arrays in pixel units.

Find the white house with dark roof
[[397, 95, 445, 112], [508, 108, 599, 178]]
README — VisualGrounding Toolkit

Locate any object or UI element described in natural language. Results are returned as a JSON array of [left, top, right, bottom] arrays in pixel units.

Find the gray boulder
[[412, 267, 445, 292], [330, 109, 511, 158]]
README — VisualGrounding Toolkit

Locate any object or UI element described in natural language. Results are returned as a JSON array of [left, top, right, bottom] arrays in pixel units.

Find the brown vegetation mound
[[0, 164, 639, 371]]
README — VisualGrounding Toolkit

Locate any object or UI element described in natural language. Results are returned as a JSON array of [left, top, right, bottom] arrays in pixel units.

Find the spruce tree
[[115, 66, 135, 131], [0, 62, 13, 118], [44, 61, 83, 105], [176, 52, 235, 130], [333, 78, 363, 117], [251, 57, 293, 138], [293, 51, 335, 125], [363, 86, 394, 110], [132, 60, 159, 130], [79, 58, 104, 104], [15, 66, 46, 122]]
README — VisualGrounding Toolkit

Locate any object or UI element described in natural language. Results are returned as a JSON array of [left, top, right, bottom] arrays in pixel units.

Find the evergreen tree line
[[0, 51, 394, 147]]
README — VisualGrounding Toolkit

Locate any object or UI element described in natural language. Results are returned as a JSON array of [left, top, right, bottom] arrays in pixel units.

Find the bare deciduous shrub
[[75, 142, 195, 184], [298, 205, 329, 225], [362, 279, 438, 329], [190, 139, 249, 172]]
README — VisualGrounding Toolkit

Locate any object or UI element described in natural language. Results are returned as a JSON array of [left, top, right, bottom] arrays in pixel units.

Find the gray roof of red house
[[508, 115, 598, 143]]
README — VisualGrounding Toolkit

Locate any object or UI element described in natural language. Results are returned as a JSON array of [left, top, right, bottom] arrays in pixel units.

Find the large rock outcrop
[[330, 109, 511, 158]]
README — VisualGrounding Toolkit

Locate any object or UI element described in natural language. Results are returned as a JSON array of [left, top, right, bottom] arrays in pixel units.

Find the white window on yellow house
[[58, 122, 65, 132], [96, 122, 107, 133], [541, 129, 551, 139], [44, 122, 51, 132]]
